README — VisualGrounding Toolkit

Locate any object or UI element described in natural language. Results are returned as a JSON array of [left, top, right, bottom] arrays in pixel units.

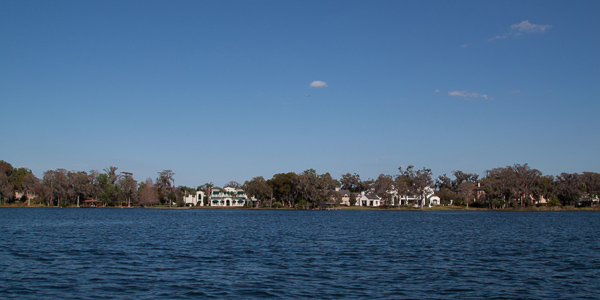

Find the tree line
[[0, 161, 179, 207], [240, 164, 600, 209], [1, 160, 598, 208]]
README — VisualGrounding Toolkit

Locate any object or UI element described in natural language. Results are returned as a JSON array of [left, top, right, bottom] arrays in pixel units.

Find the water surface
[[1, 208, 598, 299]]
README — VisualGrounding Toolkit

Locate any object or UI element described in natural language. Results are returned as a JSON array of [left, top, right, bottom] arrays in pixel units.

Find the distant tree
[[139, 178, 159, 207], [104, 166, 119, 185], [581, 172, 600, 206], [295, 170, 320, 208], [534, 175, 555, 205], [373, 174, 394, 207], [346, 173, 361, 192], [434, 188, 457, 206], [0, 161, 14, 204], [361, 178, 375, 191], [435, 174, 453, 191], [451, 170, 479, 190], [243, 176, 271, 208], [267, 172, 298, 208], [119, 172, 137, 207], [510, 164, 542, 207], [399, 165, 433, 208], [68, 171, 89, 207], [482, 167, 514, 208], [22, 172, 39, 206], [87, 170, 102, 200], [329, 190, 342, 204], [434, 174, 455, 205], [457, 181, 476, 209], [43, 169, 68, 206], [555, 173, 583, 206], [156, 170, 175, 207], [319, 172, 340, 190], [225, 181, 241, 188], [98, 167, 122, 207], [349, 193, 357, 206]]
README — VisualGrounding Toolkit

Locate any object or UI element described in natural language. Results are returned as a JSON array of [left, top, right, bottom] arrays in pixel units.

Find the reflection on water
[[1, 209, 599, 299]]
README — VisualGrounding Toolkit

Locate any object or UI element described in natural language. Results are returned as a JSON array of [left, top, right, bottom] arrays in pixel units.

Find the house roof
[[337, 189, 351, 196], [364, 192, 381, 200]]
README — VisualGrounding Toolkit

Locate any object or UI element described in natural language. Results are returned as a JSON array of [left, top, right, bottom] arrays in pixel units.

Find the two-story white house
[[394, 186, 440, 207], [353, 186, 441, 207], [209, 186, 249, 207]]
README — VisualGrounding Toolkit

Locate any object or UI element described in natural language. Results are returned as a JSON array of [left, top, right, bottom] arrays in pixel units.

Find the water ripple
[[0, 209, 599, 299]]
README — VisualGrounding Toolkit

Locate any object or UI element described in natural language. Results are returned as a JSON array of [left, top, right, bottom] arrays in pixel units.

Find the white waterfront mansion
[[184, 187, 250, 207], [209, 187, 249, 207]]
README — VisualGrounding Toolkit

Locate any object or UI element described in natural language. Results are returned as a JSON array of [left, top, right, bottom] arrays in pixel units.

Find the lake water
[[0, 208, 599, 299]]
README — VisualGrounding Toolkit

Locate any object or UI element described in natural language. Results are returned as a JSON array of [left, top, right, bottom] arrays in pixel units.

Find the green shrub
[[548, 195, 562, 207]]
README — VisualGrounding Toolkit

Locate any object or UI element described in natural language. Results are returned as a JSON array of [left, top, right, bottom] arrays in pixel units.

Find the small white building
[[356, 191, 381, 207], [184, 191, 205, 206]]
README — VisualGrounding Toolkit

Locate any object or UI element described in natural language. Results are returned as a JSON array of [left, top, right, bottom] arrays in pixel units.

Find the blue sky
[[1, 0, 599, 187]]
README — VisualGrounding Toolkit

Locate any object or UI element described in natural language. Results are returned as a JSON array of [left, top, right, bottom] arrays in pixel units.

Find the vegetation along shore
[[1, 160, 598, 210]]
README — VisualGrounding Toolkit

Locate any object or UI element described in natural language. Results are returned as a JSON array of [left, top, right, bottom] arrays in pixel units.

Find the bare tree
[[458, 181, 476, 209], [139, 178, 159, 207], [68, 171, 89, 207], [119, 172, 137, 207], [510, 164, 541, 207]]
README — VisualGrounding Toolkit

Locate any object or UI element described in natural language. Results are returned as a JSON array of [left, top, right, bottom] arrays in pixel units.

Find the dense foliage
[[0, 160, 598, 208]]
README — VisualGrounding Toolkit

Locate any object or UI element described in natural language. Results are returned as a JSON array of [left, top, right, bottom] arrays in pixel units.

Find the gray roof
[[337, 189, 351, 196]]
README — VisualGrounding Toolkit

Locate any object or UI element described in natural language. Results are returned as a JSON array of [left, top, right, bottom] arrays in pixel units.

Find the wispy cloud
[[309, 80, 328, 88], [489, 34, 510, 41], [448, 90, 491, 101], [511, 20, 552, 33], [490, 20, 552, 40]]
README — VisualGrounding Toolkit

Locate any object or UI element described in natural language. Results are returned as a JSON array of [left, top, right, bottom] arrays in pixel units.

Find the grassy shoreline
[[1, 203, 598, 211]]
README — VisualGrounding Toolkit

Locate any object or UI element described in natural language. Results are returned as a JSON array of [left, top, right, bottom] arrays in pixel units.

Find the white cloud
[[434, 89, 440, 93], [490, 20, 552, 41], [448, 90, 491, 100], [461, 43, 469, 48], [309, 80, 328, 88], [511, 20, 552, 33], [489, 34, 509, 41]]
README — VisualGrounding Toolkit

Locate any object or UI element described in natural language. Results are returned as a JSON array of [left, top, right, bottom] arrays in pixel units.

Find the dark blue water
[[1, 209, 599, 299]]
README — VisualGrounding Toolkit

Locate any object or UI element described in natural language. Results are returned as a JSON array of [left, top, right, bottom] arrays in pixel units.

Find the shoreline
[[1, 204, 598, 211]]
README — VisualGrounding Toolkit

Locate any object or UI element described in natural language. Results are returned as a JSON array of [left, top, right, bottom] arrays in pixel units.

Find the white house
[[209, 186, 249, 207], [391, 186, 441, 207], [184, 191, 205, 206], [356, 191, 381, 207]]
